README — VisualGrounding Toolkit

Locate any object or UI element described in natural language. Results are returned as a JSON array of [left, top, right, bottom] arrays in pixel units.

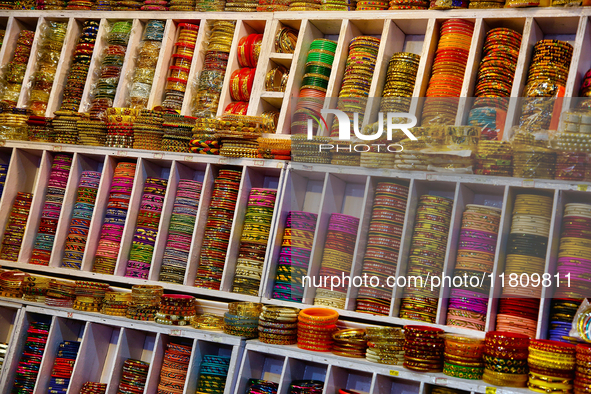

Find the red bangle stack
[[483, 331, 529, 387], [403, 325, 445, 372], [226, 33, 262, 114]]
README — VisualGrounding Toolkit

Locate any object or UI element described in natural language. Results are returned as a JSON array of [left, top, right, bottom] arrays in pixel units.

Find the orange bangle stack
[[297, 307, 338, 352]]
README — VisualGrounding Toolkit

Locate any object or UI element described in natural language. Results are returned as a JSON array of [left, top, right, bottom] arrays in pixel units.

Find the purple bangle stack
[[92, 162, 137, 275], [0, 192, 34, 261], [159, 179, 203, 284], [272, 211, 318, 302], [356, 181, 409, 316], [30, 154, 73, 266], [232, 188, 277, 296], [314, 213, 360, 309], [447, 204, 501, 331], [125, 177, 168, 279], [62, 170, 102, 269]]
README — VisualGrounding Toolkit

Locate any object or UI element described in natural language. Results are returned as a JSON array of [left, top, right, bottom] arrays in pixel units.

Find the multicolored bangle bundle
[[365, 327, 405, 365], [332, 329, 367, 358], [62, 170, 101, 269], [27, 21, 67, 116], [156, 294, 197, 326], [88, 20, 133, 121], [125, 177, 168, 279], [403, 325, 444, 372], [127, 284, 163, 321], [224, 302, 262, 338], [159, 179, 202, 284], [73, 280, 109, 313], [314, 213, 360, 310], [11, 321, 50, 393], [443, 335, 485, 379], [47, 340, 81, 394], [192, 20, 236, 118], [468, 28, 522, 141], [474, 140, 513, 176], [0, 30, 34, 109], [496, 193, 552, 338], [93, 161, 137, 275], [422, 19, 474, 126], [133, 109, 165, 150], [162, 23, 199, 111], [245, 380, 279, 394], [81, 382, 107, 394], [30, 153, 72, 266], [105, 107, 138, 149], [576, 344, 591, 394], [447, 204, 501, 332], [161, 113, 196, 153], [272, 211, 318, 302], [129, 20, 165, 109], [22, 274, 49, 302], [258, 305, 299, 345], [356, 181, 408, 315], [0, 270, 28, 298], [195, 168, 242, 290], [0, 191, 34, 261], [101, 291, 130, 316], [27, 116, 53, 142], [232, 188, 277, 296], [527, 339, 576, 394], [116, 359, 150, 394], [45, 279, 77, 308], [291, 39, 336, 135], [297, 307, 338, 352], [157, 342, 192, 392], [196, 354, 231, 394], [483, 331, 530, 387], [400, 195, 453, 323], [519, 39, 573, 130]]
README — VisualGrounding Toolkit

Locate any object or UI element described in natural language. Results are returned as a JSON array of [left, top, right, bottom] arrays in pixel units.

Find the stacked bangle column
[[125, 177, 168, 279], [92, 161, 137, 275], [399, 195, 454, 323], [232, 188, 277, 295], [0, 192, 34, 261], [128, 20, 165, 109], [194, 168, 242, 290], [313, 213, 360, 309], [496, 193, 553, 338], [226, 33, 262, 115], [159, 179, 202, 284], [355, 181, 409, 315], [162, 23, 199, 111], [272, 211, 318, 302], [10, 321, 51, 393], [30, 153, 73, 266], [156, 342, 192, 392], [47, 341, 81, 393], [0, 30, 35, 109]]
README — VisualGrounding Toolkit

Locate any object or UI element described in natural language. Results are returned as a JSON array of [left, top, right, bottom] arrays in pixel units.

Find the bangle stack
[[483, 331, 529, 387], [399, 195, 453, 323], [365, 327, 405, 365], [332, 329, 367, 358], [125, 177, 168, 279], [191, 120, 220, 155], [232, 188, 277, 295], [496, 194, 553, 338], [289, 380, 324, 394], [314, 213, 360, 309], [227, 33, 263, 113], [196, 354, 231, 394], [116, 359, 150, 394], [88, 20, 133, 122], [224, 302, 262, 338], [53, 111, 85, 145], [528, 340, 576, 394], [218, 114, 272, 158], [47, 340, 81, 393], [106, 107, 138, 149], [159, 179, 203, 284], [297, 307, 339, 352], [257, 136, 291, 160], [22, 275, 50, 302], [245, 380, 279, 394], [30, 154, 73, 266], [45, 279, 77, 308], [27, 116, 53, 142], [195, 169, 242, 290], [12, 321, 51, 393], [404, 325, 445, 372], [101, 291, 130, 316], [73, 280, 110, 313], [81, 382, 107, 394], [258, 305, 299, 345], [127, 285, 163, 321], [0, 163, 7, 199], [161, 113, 197, 153], [192, 21, 236, 118], [513, 145, 557, 180], [0, 30, 34, 109], [192, 313, 224, 331], [447, 205, 501, 331], [156, 294, 197, 326], [576, 344, 591, 394], [548, 299, 579, 343], [132, 109, 165, 151], [129, 20, 165, 109], [162, 23, 199, 111], [379, 52, 420, 114], [443, 335, 485, 379], [356, 181, 409, 315], [422, 19, 474, 126], [272, 211, 318, 302], [0, 192, 34, 261], [265, 66, 289, 92], [291, 39, 336, 135], [290, 135, 333, 164], [468, 28, 522, 141], [77, 118, 108, 146], [474, 140, 513, 177], [93, 161, 137, 274], [61, 170, 101, 269], [0, 270, 28, 298], [275, 27, 298, 53]]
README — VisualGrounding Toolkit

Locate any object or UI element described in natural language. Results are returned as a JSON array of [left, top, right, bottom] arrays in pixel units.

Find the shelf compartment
[[278, 358, 328, 394], [371, 374, 421, 394], [326, 365, 374, 394], [184, 339, 237, 394], [235, 349, 286, 394]]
